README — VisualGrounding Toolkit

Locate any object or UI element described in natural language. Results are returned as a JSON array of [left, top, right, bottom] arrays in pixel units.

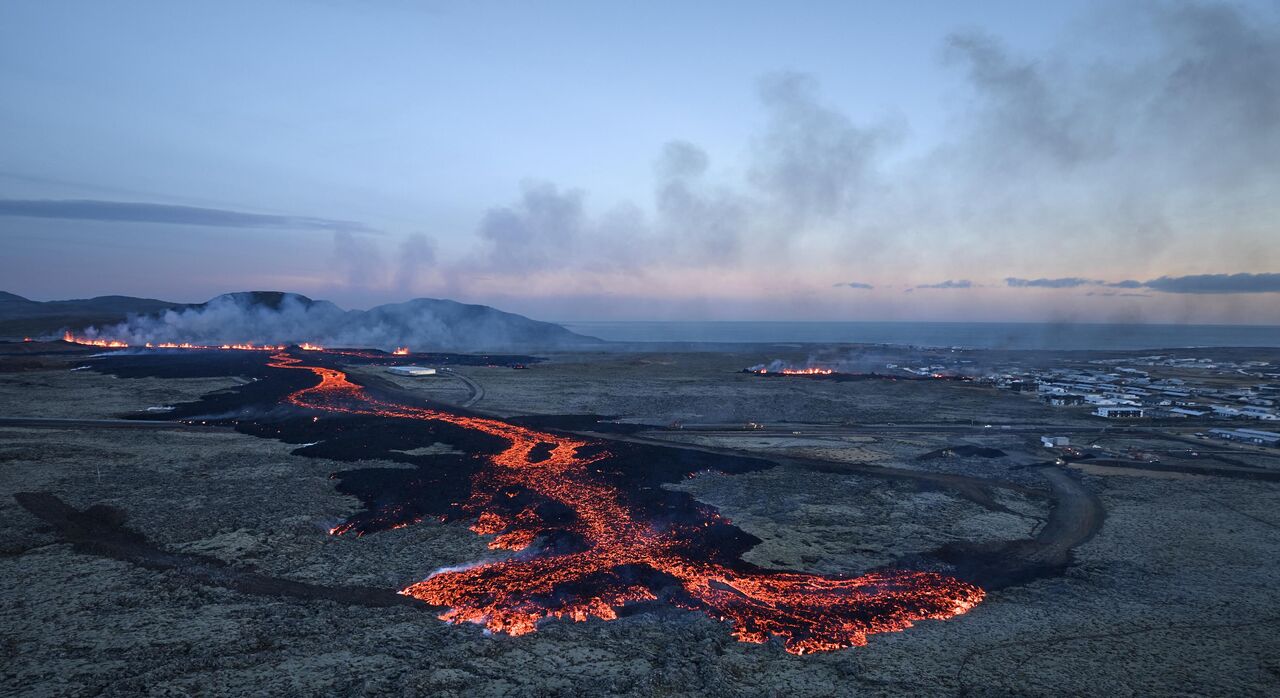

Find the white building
[[1094, 406, 1145, 419], [1041, 436, 1070, 448], [386, 366, 438, 377], [1210, 428, 1280, 447], [1169, 408, 1208, 417], [1240, 407, 1278, 421]]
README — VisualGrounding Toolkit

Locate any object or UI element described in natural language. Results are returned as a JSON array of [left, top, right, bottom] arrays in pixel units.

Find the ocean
[[560, 321, 1280, 351]]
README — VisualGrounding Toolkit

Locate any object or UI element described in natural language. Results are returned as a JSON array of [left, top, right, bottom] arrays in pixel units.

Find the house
[[1094, 406, 1145, 419], [1041, 436, 1070, 448], [1236, 429, 1280, 446], [1240, 406, 1278, 421], [1209, 428, 1280, 447], [1169, 408, 1208, 418]]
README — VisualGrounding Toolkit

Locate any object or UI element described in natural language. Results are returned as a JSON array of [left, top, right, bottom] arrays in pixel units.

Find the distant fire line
[[60, 332, 410, 357], [755, 367, 835, 375]]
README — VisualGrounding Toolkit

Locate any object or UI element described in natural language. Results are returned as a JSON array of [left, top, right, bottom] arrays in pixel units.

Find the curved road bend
[[444, 368, 485, 408]]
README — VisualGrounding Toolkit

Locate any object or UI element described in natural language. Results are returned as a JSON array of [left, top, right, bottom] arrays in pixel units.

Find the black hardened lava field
[[74, 345, 1013, 654]]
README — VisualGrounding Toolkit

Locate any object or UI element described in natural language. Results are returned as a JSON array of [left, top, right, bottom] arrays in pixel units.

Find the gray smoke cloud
[[0, 198, 374, 233], [296, 1, 1278, 324], [456, 68, 903, 280], [394, 233, 437, 291], [749, 72, 899, 224], [78, 292, 598, 351], [477, 182, 586, 273], [905, 1, 1280, 273], [446, 3, 1276, 290], [655, 141, 748, 262], [332, 231, 386, 288]]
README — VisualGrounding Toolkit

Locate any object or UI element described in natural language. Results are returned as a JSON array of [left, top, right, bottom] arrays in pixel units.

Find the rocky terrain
[[3, 345, 1279, 695]]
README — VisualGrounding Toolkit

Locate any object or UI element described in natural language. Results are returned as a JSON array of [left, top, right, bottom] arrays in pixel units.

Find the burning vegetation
[[745, 359, 973, 382], [62, 332, 289, 352], [754, 366, 836, 375]]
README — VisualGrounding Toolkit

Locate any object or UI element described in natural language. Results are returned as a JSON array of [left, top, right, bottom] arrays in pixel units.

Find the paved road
[[1030, 465, 1105, 561], [444, 368, 485, 408], [0, 417, 226, 431], [676, 422, 1185, 436]]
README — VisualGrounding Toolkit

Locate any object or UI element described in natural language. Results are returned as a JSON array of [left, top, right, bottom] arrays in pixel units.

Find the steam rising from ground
[[74, 293, 596, 351]]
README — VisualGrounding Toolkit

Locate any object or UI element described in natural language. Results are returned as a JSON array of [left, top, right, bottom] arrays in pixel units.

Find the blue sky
[[2, 1, 1278, 323]]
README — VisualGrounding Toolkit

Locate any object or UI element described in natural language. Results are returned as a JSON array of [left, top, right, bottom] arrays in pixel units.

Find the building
[[1236, 429, 1280, 446], [1209, 428, 1280, 446], [386, 366, 438, 377], [1041, 436, 1070, 448], [1168, 408, 1208, 418], [1094, 406, 1145, 419], [1240, 406, 1278, 421], [1046, 394, 1086, 407]]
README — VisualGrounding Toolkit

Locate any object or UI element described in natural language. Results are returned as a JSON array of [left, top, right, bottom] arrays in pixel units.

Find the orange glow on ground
[[266, 351, 984, 654]]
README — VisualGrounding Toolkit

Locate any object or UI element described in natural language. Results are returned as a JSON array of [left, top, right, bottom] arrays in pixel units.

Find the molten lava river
[[137, 348, 985, 654]]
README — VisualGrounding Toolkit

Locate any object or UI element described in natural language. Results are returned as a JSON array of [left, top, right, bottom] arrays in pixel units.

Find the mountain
[[0, 291, 184, 337], [1, 290, 601, 351], [195, 291, 341, 313], [337, 298, 593, 351]]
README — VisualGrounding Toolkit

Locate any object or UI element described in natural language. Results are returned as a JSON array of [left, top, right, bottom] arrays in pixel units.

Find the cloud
[[477, 182, 587, 273], [749, 72, 899, 223], [1004, 277, 1099, 288], [915, 279, 973, 289], [301, 2, 1273, 321], [1140, 272, 1280, 294], [943, 32, 1108, 168], [655, 141, 747, 261], [332, 231, 386, 288], [0, 198, 374, 233], [394, 233, 437, 291], [1001, 272, 1280, 294]]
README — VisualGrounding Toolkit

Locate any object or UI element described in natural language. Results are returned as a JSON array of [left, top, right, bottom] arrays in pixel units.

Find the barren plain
[[3, 344, 1279, 696]]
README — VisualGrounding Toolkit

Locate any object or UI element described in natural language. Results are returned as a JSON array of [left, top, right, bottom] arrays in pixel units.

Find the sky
[[1, 0, 1278, 324]]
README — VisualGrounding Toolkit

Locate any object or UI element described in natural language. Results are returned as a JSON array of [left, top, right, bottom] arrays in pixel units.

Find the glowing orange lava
[[779, 367, 835, 375], [265, 352, 984, 653], [63, 331, 128, 348], [754, 367, 836, 375], [393, 347, 410, 355], [63, 332, 295, 351]]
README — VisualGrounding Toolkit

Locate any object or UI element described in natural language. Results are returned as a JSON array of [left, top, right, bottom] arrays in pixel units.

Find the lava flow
[[768, 367, 835, 375], [62, 332, 289, 351], [262, 351, 984, 654], [62, 331, 128, 348]]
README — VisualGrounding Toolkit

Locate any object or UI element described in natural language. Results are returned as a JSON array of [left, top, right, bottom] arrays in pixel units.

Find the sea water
[[560, 321, 1280, 350]]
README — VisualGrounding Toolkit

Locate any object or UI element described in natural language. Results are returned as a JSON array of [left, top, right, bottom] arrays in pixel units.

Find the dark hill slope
[[2, 290, 600, 351]]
